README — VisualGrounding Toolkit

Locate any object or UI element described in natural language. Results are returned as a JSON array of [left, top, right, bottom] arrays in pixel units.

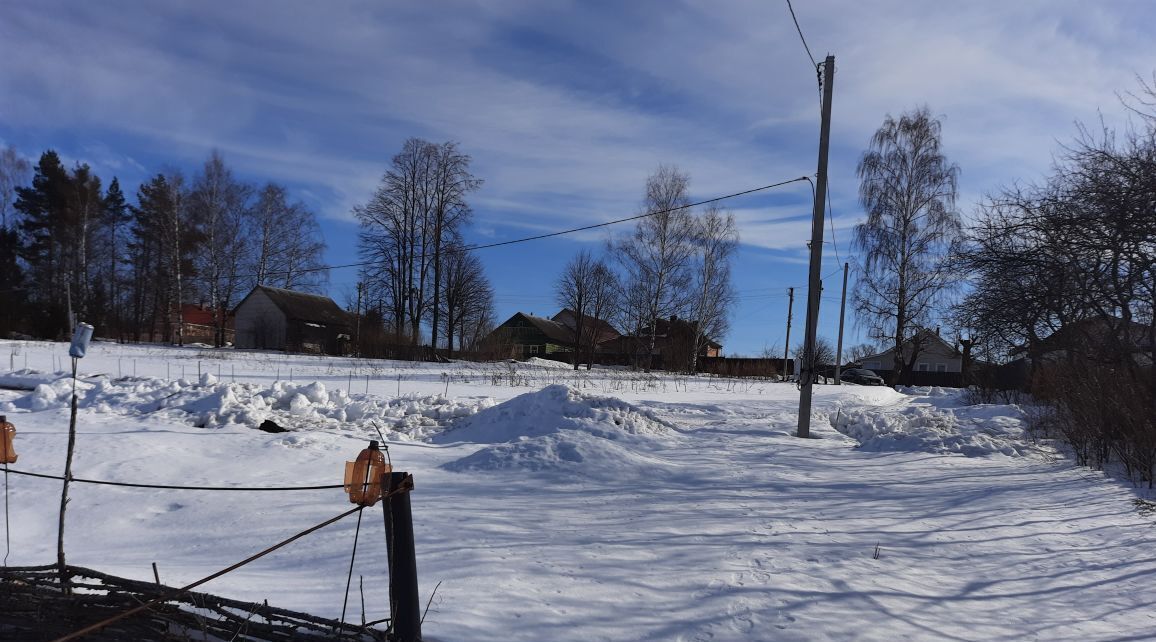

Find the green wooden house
[[487, 312, 576, 359]]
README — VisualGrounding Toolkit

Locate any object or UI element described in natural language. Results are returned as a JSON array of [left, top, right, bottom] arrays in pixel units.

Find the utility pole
[[783, 287, 794, 381], [798, 54, 835, 439], [834, 261, 849, 385], [354, 282, 364, 358]]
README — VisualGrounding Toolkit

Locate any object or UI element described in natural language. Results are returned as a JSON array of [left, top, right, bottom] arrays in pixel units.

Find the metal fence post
[[385, 472, 421, 641]]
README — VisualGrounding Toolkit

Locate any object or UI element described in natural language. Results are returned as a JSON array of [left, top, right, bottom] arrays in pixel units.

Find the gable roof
[[551, 309, 621, 341], [635, 316, 722, 349], [1030, 317, 1153, 354], [860, 328, 959, 364], [239, 285, 351, 327], [499, 312, 575, 345]]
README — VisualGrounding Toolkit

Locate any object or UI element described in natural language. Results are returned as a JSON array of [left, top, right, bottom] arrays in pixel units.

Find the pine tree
[[15, 151, 72, 337], [100, 177, 130, 337]]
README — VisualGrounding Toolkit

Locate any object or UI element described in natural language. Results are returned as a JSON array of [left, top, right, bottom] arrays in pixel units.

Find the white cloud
[[4, 0, 1154, 354]]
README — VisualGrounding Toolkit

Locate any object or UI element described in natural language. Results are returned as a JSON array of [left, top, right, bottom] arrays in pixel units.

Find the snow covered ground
[[2, 339, 1155, 641]]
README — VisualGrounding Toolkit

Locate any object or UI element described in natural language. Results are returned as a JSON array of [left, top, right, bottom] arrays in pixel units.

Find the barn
[[233, 285, 352, 355]]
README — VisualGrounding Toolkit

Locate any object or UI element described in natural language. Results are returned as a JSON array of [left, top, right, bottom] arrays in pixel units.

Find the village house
[[233, 285, 352, 355], [602, 316, 722, 371], [178, 303, 235, 346], [486, 312, 576, 359], [486, 310, 623, 362], [858, 328, 963, 386]]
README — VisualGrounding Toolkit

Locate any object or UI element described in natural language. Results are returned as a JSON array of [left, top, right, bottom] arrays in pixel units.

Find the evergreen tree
[[15, 151, 72, 337], [0, 227, 24, 335], [100, 177, 131, 337]]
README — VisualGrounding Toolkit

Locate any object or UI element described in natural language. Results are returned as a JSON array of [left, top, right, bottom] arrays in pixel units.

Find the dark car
[[840, 368, 885, 385]]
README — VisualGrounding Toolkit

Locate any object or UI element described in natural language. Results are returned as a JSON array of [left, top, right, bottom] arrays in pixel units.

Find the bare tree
[[428, 142, 481, 352], [957, 101, 1156, 482], [440, 241, 492, 357], [0, 145, 31, 229], [846, 343, 880, 363], [613, 165, 696, 371], [188, 151, 251, 346], [66, 164, 101, 327], [555, 250, 598, 369], [854, 106, 961, 385], [585, 260, 619, 368], [687, 205, 738, 372], [357, 138, 478, 353], [165, 171, 190, 345], [249, 183, 327, 292], [794, 336, 835, 382], [555, 251, 619, 369]]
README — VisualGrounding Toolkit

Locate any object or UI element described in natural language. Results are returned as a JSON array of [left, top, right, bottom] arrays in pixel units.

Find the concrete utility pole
[[355, 282, 364, 358], [798, 54, 835, 439], [835, 261, 849, 384], [783, 287, 794, 381]]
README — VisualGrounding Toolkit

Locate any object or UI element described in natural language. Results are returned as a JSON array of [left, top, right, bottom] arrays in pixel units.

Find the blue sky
[[3, 1, 1154, 356]]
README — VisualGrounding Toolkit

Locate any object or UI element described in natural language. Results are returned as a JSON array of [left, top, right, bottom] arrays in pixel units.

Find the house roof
[[860, 328, 959, 364], [499, 312, 576, 345], [1028, 317, 1153, 355], [551, 309, 621, 341], [239, 285, 351, 327], [636, 317, 722, 349]]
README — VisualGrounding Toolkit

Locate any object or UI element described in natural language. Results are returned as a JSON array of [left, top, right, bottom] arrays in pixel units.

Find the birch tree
[[854, 107, 961, 385], [613, 165, 696, 371], [249, 183, 327, 292], [0, 145, 31, 230], [687, 205, 738, 372], [188, 151, 251, 346]]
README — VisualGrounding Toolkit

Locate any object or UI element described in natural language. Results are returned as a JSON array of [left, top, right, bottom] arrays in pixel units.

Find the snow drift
[[830, 387, 1035, 457], [0, 370, 494, 440], [438, 384, 678, 476]]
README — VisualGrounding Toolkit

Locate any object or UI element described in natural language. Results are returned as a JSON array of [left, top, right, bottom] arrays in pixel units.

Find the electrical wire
[[785, 0, 818, 70], [2, 467, 344, 491], [827, 183, 842, 265], [223, 177, 811, 282], [0, 177, 812, 298]]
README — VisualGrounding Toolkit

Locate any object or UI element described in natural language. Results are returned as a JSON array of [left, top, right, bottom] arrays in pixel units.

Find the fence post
[[384, 472, 421, 642]]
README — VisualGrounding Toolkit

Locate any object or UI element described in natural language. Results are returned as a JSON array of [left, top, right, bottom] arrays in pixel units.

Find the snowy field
[[2, 338, 1155, 641]]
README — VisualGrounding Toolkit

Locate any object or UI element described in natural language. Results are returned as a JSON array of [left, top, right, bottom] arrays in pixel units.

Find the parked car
[[840, 368, 885, 385]]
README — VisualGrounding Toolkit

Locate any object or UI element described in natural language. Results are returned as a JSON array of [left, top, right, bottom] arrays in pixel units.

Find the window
[[917, 363, 930, 372], [529, 345, 540, 354], [935, 363, 947, 373]]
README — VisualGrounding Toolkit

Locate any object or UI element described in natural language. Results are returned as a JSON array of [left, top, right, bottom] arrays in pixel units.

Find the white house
[[859, 328, 962, 375]]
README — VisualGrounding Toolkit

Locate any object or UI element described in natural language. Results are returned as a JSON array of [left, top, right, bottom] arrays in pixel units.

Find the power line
[[785, 0, 818, 70], [827, 183, 842, 265], [4, 467, 344, 491], [268, 176, 811, 279], [0, 177, 813, 298]]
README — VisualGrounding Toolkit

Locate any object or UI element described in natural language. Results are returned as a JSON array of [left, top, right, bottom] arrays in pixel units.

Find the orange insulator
[[0, 415, 16, 464], [344, 440, 390, 506]]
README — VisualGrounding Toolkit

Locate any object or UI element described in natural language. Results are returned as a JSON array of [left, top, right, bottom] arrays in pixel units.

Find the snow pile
[[831, 388, 1035, 457], [1, 372, 495, 440], [522, 357, 574, 370], [438, 384, 678, 476], [0, 369, 74, 392]]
